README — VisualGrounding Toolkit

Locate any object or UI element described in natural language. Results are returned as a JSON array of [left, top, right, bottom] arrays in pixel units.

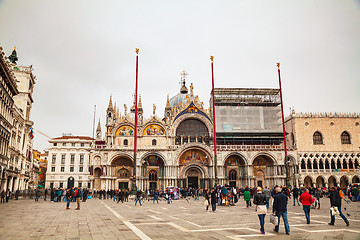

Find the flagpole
[[132, 48, 139, 193], [277, 63, 289, 187], [211, 56, 218, 187]]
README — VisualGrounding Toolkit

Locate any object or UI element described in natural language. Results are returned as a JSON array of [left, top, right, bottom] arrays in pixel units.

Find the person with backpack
[[328, 187, 349, 226]]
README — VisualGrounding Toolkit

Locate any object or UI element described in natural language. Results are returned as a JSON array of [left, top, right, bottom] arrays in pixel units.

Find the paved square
[[0, 197, 359, 240]]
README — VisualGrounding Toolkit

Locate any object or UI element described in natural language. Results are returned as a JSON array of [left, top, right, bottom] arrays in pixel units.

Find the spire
[[130, 98, 135, 113], [107, 95, 113, 111], [114, 102, 117, 116], [138, 95, 143, 109], [8, 46, 18, 64], [96, 119, 101, 131], [166, 94, 171, 109], [117, 107, 120, 118]]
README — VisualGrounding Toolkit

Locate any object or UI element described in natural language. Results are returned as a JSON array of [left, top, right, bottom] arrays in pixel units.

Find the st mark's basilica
[[89, 71, 296, 191]]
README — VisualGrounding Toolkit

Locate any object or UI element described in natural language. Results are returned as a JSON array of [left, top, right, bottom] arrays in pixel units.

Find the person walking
[[44, 188, 48, 201], [328, 187, 349, 226], [15, 189, 20, 200], [210, 188, 217, 212], [0, 190, 5, 203], [135, 190, 142, 206], [125, 189, 129, 202], [74, 187, 81, 210], [263, 186, 271, 209], [65, 188, 73, 209], [35, 188, 40, 201], [82, 188, 88, 202], [299, 188, 313, 224], [153, 189, 159, 204], [205, 189, 211, 212], [273, 186, 290, 235], [5, 189, 11, 203], [314, 188, 321, 209], [253, 187, 268, 235], [292, 187, 300, 206], [244, 188, 251, 208]]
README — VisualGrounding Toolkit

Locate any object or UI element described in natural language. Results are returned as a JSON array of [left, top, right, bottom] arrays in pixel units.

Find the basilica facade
[[89, 74, 296, 191]]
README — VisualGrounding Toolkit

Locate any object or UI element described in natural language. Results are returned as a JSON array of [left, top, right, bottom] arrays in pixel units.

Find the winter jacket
[[244, 190, 251, 201], [329, 190, 342, 207], [253, 192, 268, 205], [273, 192, 288, 214], [299, 192, 313, 206]]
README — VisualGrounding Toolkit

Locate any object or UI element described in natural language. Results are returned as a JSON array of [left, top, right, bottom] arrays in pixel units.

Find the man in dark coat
[[273, 186, 290, 235], [210, 188, 217, 212], [292, 187, 300, 206], [329, 187, 349, 226]]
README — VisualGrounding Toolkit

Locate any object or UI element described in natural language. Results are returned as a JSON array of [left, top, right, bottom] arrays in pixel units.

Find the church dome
[[169, 92, 189, 108]]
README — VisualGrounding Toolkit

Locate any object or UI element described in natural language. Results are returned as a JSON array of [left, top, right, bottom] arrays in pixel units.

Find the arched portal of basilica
[[141, 155, 165, 190], [111, 157, 133, 189], [178, 148, 211, 189], [252, 155, 277, 188], [225, 154, 247, 187]]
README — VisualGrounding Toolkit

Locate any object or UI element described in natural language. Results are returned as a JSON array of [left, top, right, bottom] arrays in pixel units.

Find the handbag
[[256, 205, 267, 215], [330, 207, 339, 216], [204, 200, 209, 206], [270, 213, 278, 225]]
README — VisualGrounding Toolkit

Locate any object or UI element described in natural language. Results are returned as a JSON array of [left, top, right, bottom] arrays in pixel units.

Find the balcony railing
[[92, 143, 295, 151]]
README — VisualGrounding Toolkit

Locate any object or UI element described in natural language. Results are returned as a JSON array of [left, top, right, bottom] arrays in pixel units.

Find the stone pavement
[[0, 196, 359, 240]]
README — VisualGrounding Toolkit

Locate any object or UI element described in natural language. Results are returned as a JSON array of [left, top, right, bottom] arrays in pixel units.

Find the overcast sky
[[1, 0, 359, 152]]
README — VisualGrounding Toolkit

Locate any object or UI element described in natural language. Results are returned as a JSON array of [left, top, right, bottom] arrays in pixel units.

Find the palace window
[[124, 139, 128, 146], [70, 155, 75, 164], [61, 167, 64, 172], [80, 155, 84, 164], [341, 131, 351, 144], [79, 167, 83, 172], [152, 139, 157, 146], [70, 167, 74, 172], [51, 167, 55, 172], [313, 132, 323, 145]]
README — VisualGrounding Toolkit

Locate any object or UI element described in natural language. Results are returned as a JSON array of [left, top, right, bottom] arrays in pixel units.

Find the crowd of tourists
[[1, 183, 359, 235]]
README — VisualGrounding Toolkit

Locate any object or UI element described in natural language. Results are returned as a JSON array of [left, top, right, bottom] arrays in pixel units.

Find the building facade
[[45, 136, 93, 189], [285, 111, 360, 188], [89, 74, 294, 191], [0, 47, 19, 191], [0, 46, 37, 192]]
